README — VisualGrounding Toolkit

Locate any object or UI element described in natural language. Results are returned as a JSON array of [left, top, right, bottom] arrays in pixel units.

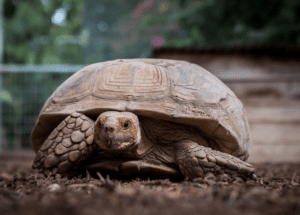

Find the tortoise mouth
[[97, 137, 138, 153], [106, 140, 136, 150]]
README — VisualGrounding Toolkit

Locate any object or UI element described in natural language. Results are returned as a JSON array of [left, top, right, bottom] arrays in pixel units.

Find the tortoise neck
[[134, 125, 153, 157]]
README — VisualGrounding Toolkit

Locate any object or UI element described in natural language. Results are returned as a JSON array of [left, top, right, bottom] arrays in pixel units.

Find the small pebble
[[48, 183, 61, 192]]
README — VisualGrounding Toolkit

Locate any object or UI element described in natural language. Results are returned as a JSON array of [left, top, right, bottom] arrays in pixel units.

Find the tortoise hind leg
[[175, 140, 255, 180], [32, 112, 96, 178]]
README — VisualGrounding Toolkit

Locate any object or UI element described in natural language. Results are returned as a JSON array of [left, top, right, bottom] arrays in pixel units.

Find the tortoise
[[31, 59, 255, 180]]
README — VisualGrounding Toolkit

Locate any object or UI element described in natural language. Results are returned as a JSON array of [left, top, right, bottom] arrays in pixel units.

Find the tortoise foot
[[176, 140, 255, 180], [32, 112, 96, 177]]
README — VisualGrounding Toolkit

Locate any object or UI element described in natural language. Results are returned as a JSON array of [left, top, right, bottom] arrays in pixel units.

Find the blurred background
[[0, 0, 299, 163]]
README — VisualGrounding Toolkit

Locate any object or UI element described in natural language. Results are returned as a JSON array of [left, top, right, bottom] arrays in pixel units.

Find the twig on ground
[[96, 172, 105, 183], [291, 171, 298, 186]]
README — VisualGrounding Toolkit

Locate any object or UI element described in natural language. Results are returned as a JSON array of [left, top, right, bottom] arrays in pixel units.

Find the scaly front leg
[[32, 112, 96, 178], [175, 140, 255, 180]]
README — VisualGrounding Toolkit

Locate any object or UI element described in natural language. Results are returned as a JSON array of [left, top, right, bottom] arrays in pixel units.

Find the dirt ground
[[0, 154, 299, 215]]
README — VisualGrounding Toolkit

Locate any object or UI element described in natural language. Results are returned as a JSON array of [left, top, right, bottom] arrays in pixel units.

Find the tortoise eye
[[123, 121, 130, 129]]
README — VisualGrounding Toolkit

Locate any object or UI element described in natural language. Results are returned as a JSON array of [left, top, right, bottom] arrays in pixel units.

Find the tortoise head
[[94, 111, 142, 152]]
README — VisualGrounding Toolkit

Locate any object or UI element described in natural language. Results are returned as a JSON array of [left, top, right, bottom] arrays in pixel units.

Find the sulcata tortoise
[[31, 59, 255, 180]]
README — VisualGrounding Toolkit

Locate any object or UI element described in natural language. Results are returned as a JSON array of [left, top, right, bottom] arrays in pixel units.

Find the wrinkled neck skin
[[135, 125, 154, 156], [115, 122, 154, 159]]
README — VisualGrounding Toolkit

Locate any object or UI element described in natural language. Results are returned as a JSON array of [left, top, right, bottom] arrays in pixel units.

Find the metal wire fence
[[1, 65, 85, 151]]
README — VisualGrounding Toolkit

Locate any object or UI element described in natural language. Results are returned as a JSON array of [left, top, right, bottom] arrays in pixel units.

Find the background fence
[[0, 65, 86, 151]]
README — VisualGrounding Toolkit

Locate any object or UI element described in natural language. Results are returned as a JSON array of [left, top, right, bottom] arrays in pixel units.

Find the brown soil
[[0, 154, 299, 215]]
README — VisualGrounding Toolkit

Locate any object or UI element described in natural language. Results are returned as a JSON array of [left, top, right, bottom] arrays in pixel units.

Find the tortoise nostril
[[105, 127, 115, 133]]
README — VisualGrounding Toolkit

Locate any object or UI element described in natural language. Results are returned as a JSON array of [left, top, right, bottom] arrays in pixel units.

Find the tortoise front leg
[[32, 112, 96, 178], [175, 140, 255, 180]]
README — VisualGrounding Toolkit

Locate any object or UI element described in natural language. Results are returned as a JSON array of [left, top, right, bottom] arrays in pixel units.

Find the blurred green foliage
[[3, 0, 85, 148], [4, 0, 84, 64], [4, 0, 300, 65], [142, 0, 300, 48]]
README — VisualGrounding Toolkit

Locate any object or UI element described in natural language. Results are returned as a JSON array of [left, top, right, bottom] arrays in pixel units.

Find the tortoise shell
[[31, 59, 251, 160]]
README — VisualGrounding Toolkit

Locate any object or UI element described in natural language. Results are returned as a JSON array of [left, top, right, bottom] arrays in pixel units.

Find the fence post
[[0, 0, 3, 152]]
